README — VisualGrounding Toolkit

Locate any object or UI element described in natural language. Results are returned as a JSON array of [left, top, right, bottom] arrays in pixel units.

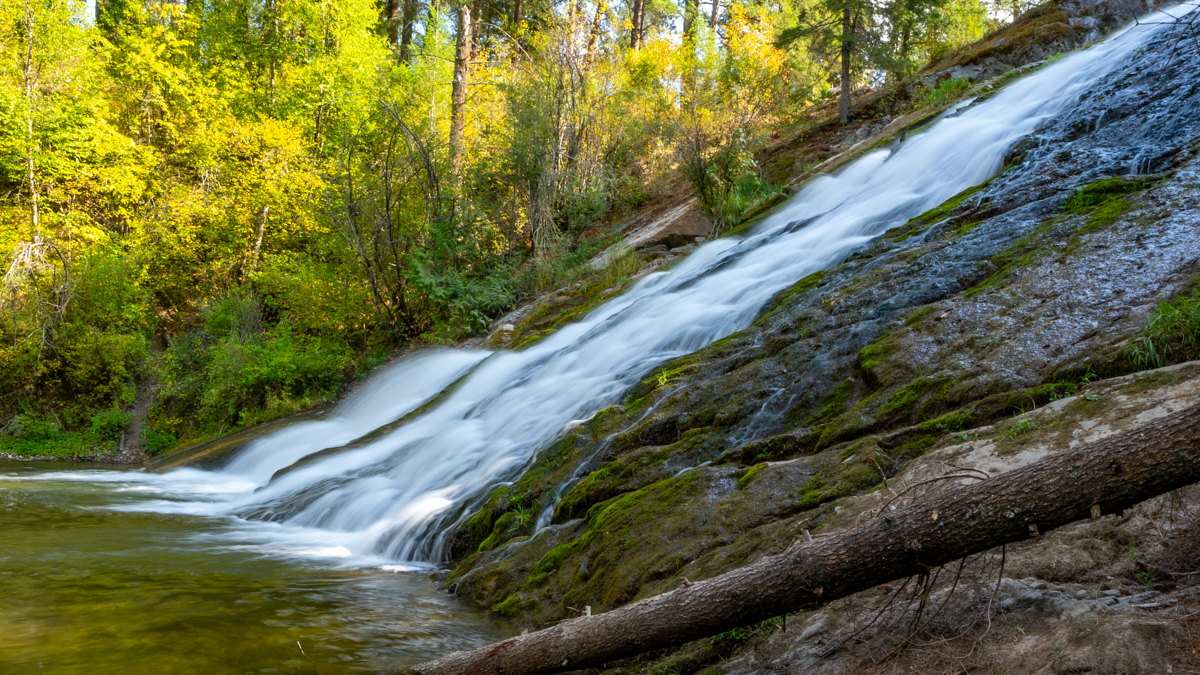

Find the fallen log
[[411, 402, 1200, 675]]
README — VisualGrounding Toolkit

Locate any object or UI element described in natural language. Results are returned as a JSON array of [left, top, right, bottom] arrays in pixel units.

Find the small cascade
[[86, 4, 1196, 567]]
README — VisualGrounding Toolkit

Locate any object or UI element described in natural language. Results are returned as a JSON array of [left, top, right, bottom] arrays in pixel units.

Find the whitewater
[[19, 4, 1196, 569]]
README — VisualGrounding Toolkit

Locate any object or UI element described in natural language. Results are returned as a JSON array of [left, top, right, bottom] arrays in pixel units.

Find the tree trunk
[[250, 206, 269, 272], [410, 401, 1200, 675], [449, 4, 471, 178], [630, 0, 644, 50], [682, 0, 696, 38], [383, 0, 401, 46], [512, 0, 523, 26], [469, 0, 484, 58], [23, 0, 38, 237], [399, 0, 418, 62], [585, 0, 607, 64], [709, 0, 719, 28], [839, 0, 852, 124]]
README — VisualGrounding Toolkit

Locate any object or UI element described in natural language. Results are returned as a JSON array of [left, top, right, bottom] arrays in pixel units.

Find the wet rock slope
[[442, 1, 1200, 663]]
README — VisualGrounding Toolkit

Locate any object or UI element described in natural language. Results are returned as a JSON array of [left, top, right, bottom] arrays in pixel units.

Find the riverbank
[[0, 448, 146, 465]]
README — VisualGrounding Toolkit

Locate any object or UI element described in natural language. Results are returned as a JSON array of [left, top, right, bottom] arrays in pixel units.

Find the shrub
[[152, 293, 355, 440], [88, 408, 132, 443]]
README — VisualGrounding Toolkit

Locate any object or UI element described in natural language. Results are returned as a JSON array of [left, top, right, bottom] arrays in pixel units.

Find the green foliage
[[915, 77, 973, 109], [1002, 417, 1041, 440], [680, 128, 763, 232], [0, 0, 1000, 457], [154, 297, 353, 440], [142, 426, 179, 456], [89, 408, 132, 443], [1127, 290, 1200, 369], [0, 404, 132, 457]]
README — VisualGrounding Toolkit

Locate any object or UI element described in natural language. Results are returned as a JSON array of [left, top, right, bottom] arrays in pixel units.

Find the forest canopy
[[0, 0, 999, 454]]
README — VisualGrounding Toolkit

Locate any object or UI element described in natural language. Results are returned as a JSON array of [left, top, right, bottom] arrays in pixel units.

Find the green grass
[[1127, 291, 1200, 369], [914, 77, 973, 110], [1002, 418, 1041, 440]]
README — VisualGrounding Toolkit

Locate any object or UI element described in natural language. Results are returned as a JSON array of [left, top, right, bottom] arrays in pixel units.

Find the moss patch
[[722, 429, 820, 465], [736, 463, 767, 490], [858, 339, 898, 381], [879, 376, 944, 421], [1063, 176, 1149, 213], [796, 454, 884, 510], [886, 177, 995, 243], [754, 270, 827, 326]]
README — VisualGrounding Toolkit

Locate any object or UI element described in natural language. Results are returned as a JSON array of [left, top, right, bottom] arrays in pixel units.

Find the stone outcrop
[[439, 6, 1200, 670]]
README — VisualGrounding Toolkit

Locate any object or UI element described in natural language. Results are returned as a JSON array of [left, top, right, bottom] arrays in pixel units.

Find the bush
[[153, 295, 354, 439], [142, 426, 178, 456], [8, 412, 66, 442], [252, 254, 377, 348], [0, 409, 92, 458], [88, 408, 132, 443]]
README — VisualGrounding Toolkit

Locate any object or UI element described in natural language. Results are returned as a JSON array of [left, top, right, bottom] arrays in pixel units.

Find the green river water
[[0, 462, 514, 674]]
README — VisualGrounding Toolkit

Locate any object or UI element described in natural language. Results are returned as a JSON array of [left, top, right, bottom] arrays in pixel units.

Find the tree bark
[[512, 0, 523, 26], [383, 0, 401, 46], [709, 0, 719, 28], [399, 0, 418, 62], [449, 4, 471, 179], [23, 0, 39, 237], [250, 206, 269, 272], [839, 0, 852, 124], [410, 401, 1200, 675], [469, 0, 484, 58], [585, 0, 607, 64], [630, 0, 645, 50], [682, 0, 697, 38]]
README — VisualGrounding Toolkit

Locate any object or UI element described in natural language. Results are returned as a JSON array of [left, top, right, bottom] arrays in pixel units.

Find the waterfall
[[99, 4, 1195, 567]]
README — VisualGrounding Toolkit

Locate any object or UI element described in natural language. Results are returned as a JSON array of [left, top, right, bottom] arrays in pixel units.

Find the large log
[[412, 402, 1200, 675]]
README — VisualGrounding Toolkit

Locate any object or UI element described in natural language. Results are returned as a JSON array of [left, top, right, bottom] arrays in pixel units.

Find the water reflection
[[0, 462, 513, 675]]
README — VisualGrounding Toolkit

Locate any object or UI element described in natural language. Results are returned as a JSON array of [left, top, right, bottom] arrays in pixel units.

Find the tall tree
[[586, 0, 607, 63], [470, 0, 484, 57], [21, 0, 39, 236], [450, 4, 472, 178], [682, 0, 698, 37], [399, 0, 419, 61], [776, 0, 875, 124], [630, 0, 645, 49], [382, 0, 402, 46], [838, 0, 854, 123]]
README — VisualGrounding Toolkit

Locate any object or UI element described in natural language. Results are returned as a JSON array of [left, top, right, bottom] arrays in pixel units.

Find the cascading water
[[49, 4, 1197, 568]]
